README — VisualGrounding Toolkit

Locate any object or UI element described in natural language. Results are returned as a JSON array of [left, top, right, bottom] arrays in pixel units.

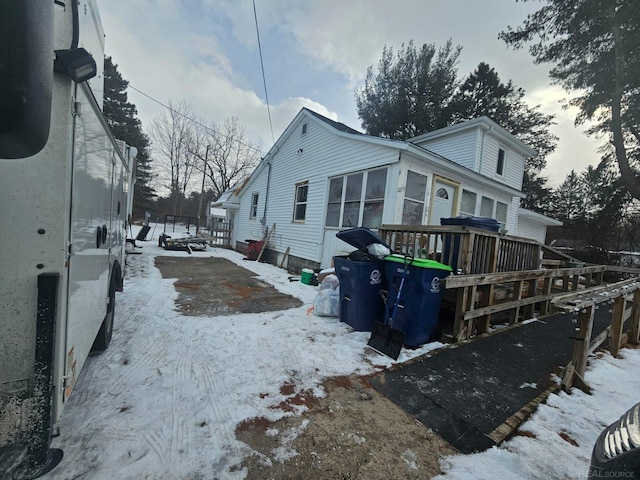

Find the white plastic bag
[[319, 274, 339, 291], [312, 288, 340, 317]]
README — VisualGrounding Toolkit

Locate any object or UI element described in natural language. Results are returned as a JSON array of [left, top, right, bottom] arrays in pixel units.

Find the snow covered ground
[[43, 228, 640, 479]]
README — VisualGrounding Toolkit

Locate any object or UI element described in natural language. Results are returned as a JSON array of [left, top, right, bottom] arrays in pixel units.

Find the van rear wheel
[[91, 277, 116, 353]]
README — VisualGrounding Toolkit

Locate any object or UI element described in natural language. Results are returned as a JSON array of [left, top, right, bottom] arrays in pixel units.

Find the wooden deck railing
[[443, 265, 609, 342], [551, 279, 640, 392], [378, 225, 542, 274]]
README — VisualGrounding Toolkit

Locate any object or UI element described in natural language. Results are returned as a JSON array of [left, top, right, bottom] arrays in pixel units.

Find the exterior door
[[429, 180, 456, 225]]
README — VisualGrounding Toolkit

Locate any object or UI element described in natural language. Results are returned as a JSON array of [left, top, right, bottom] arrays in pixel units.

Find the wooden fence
[[551, 279, 640, 392], [443, 265, 609, 342], [207, 222, 232, 247], [378, 225, 542, 274]]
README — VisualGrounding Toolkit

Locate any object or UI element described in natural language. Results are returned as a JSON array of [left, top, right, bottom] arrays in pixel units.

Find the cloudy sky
[[97, 0, 603, 187]]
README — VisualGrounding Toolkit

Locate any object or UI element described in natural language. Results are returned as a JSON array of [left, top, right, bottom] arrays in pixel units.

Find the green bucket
[[300, 268, 314, 285]]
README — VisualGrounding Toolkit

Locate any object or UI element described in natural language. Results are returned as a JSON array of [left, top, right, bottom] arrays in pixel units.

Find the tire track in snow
[[193, 361, 237, 446], [170, 335, 194, 474]]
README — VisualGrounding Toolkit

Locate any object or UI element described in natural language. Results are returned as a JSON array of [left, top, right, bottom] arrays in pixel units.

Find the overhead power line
[[252, 0, 275, 144], [126, 82, 267, 155]]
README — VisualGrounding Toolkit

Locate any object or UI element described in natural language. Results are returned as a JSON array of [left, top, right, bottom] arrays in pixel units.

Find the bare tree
[[193, 117, 262, 205], [151, 100, 199, 216]]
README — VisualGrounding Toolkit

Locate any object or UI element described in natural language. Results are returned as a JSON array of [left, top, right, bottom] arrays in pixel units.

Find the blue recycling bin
[[384, 254, 452, 347], [333, 228, 389, 331], [440, 217, 501, 271]]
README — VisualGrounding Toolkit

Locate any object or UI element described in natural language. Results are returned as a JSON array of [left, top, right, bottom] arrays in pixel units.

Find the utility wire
[[252, 0, 275, 144], [127, 82, 267, 155]]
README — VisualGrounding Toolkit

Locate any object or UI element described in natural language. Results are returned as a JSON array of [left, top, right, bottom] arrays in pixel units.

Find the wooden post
[[509, 280, 524, 324], [573, 305, 595, 379], [629, 289, 640, 345], [256, 223, 276, 262], [454, 287, 470, 342], [571, 273, 580, 291], [461, 233, 474, 274], [522, 279, 537, 320], [584, 272, 593, 288], [489, 236, 500, 274], [540, 277, 553, 315], [609, 296, 625, 357]]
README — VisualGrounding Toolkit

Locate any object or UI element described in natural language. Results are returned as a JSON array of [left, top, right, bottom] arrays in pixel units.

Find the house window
[[480, 196, 494, 218], [250, 193, 259, 219], [326, 177, 343, 227], [460, 189, 477, 217], [325, 167, 388, 228], [363, 168, 387, 228], [293, 182, 308, 222], [302, 123, 307, 135], [496, 201, 508, 230], [402, 171, 427, 225], [497, 148, 506, 176], [342, 172, 363, 227]]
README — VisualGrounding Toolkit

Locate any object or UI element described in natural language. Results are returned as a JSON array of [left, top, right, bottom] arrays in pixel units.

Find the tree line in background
[[103, 57, 261, 226]]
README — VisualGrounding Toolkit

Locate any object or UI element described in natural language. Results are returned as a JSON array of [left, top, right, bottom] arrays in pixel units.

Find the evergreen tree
[[580, 158, 630, 252], [355, 40, 462, 140], [549, 171, 585, 223], [103, 56, 156, 219], [500, 0, 640, 201]]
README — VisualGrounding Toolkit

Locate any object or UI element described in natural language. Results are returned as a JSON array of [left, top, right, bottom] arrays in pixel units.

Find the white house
[[225, 108, 561, 271]]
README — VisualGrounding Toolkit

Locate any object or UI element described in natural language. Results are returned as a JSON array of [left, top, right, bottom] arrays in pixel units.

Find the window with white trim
[[402, 171, 427, 225], [496, 201, 508, 230], [460, 189, 477, 217], [480, 196, 494, 218], [250, 193, 259, 219], [325, 167, 388, 228], [362, 168, 387, 228], [293, 182, 308, 222], [497, 148, 506, 176]]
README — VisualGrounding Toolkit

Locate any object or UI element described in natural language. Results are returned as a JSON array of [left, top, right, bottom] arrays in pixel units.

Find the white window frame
[[460, 189, 477, 217], [496, 201, 508, 230], [250, 193, 259, 219], [293, 182, 308, 223], [402, 170, 428, 225], [325, 167, 388, 229], [480, 196, 494, 218]]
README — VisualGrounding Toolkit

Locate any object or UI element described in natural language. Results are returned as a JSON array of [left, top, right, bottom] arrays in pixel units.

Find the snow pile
[[45, 234, 442, 479]]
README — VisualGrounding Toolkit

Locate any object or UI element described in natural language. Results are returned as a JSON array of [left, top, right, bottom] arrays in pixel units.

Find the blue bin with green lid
[[333, 228, 390, 331], [384, 254, 453, 347]]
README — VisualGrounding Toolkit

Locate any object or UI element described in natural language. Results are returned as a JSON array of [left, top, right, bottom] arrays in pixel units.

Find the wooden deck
[[378, 224, 640, 342], [379, 224, 542, 274]]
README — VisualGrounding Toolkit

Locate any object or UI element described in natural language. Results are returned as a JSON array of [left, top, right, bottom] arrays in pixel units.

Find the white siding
[[413, 130, 477, 170], [516, 216, 548, 244], [479, 135, 525, 191], [235, 115, 399, 264]]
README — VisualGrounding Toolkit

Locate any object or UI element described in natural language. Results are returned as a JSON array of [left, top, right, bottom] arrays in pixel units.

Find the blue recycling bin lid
[[336, 227, 391, 251], [440, 216, 500, 232], [385, 254, 452, 272]]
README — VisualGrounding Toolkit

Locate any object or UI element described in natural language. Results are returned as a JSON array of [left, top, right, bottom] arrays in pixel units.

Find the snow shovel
[[367, 258, 410, 360]]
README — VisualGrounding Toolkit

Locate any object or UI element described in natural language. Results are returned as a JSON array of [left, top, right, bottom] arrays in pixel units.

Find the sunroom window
[[325, 167, 388, 228], [402, 171, 427, 225]]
